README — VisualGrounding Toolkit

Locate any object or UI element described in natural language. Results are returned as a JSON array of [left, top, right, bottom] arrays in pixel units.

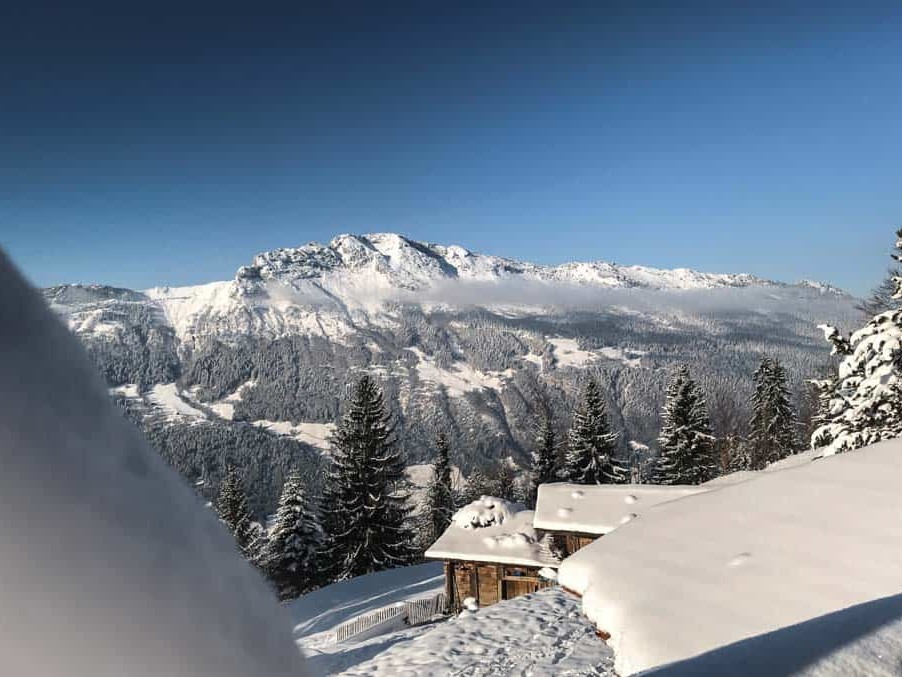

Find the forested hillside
[[46, 233, 859, 516]]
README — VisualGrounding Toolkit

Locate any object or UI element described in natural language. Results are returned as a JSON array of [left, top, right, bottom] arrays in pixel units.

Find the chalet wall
[[445, 560, 554, 612]]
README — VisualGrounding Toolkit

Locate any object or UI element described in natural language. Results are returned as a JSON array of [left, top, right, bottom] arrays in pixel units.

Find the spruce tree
[[563, 380, 626, 484], [424, 432, 455, 544], [322, 374, 415, 580], [654, 365, 717, 484], [748, 357, 798, 469], [260, 472, 324, 601], [215, 465, 256, 557], [812, 228, 902, 453], [461, 465, 495, 504], [528, 412, 558, 506]]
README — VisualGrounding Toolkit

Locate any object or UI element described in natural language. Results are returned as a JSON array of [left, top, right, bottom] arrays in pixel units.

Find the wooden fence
[[334, 592, 448, 643]]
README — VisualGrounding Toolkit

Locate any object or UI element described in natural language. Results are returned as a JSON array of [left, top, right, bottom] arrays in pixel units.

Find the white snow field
[[0, 251, 308, 676], [559, 439, 902, 676], [288, 562, 612, 675]]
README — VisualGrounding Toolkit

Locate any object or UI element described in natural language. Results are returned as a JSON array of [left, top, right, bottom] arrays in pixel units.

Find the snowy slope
[[341, 588, 613, 676], [558, 439, 902, 675], [287, 563, 612, 676]]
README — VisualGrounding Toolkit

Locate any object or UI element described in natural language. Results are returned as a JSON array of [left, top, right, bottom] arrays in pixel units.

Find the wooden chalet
[[424, 497, 560, 613], [533, 483, 709, 557]]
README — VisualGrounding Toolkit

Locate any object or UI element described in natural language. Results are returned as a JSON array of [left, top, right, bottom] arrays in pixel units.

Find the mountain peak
[[232, 231, 814, 293]]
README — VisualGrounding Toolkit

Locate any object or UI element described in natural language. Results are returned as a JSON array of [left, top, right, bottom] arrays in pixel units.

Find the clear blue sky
[[2, 1, 901, 295]]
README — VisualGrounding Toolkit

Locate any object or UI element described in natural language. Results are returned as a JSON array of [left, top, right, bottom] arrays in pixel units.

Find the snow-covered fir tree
[[215, 465, 256, 557], [812, 228, 902, 454], [563, 379, 627, 484], [528, 412, 558, 506], [748, 357, 799, 469], [653, 365, 717, 484], [246, 521, 269, 568], [259, 472, 323, 601], [460, 465, 495, 504], [424, 432, 455, 545], [322, 374, 415, 580]]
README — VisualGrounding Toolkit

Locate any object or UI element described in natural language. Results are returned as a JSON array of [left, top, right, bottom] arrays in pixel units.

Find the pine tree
[[260, 472, 324, 601], [654, 365, 717, 484], [321, 375, 415, 581], [748, 357, 798, 469], [563, 379, 626, 484], [215, 465, 256, 557], [461, 465, 495, 504], [424, 432, 455, 544], [726, 438, 753, 473], [812, 228, 902, 453], [528, 412, 558, 506]]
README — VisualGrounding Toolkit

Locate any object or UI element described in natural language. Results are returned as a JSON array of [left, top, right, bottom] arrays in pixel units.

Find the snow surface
[[341, 588, 614, 676], [289, 563, 445, 670], [598, 346, 646, 368], [535, 483, 708, 536], [289, 563, 612, 675], [204, 379, 256, 420], [558, 439, 902, 675], [0, 250, 307, 676], [109, 383, 139, 398], [252, 419, 335, 451], [406, 347, 511, 395], [147, 382, 207, 419], [426, 497, 560, 568], [548, 337, 597, 368]]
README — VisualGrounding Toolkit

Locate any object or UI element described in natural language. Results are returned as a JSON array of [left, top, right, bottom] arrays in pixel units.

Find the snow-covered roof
[[425, 496, 560, 568], [558, 439, 902, 676], [533, 483, 708, 536]]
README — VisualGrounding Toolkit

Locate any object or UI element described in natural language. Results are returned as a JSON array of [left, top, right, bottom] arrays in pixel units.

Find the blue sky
[[2, 1, 900, 295]]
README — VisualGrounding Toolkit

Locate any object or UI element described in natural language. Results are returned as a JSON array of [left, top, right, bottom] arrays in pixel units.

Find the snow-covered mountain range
[[44, 232, 859, 514]]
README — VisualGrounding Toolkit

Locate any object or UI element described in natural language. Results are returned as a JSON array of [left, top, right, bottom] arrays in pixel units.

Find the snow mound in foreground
[[452, 495, 520, 529], [0, 251, 307, 676], [559, 439, 902, 675]]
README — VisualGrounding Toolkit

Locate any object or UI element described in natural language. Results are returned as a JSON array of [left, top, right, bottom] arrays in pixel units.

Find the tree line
[[209, 225, 902, 602]]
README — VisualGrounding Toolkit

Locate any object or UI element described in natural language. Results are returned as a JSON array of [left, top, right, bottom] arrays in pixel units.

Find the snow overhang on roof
[[424, 496, 560, 568], [533, 483, 708, 536]]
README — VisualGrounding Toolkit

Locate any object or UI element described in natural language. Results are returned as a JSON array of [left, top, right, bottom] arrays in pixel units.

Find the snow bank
[[426, 497, 559, 567], [534, 483, 707, 535], [558, 439, 902, 675], [0, 251, 307, 676]]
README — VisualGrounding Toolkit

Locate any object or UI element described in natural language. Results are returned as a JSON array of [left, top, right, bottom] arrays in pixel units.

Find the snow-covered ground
[[406, 347, 512, 395], [288, 562, 612, 676], [147, 382, 207, 420], [559, 439, 902, 675], [253, 419, 336, 452], [341, 588, 613, 676], [289, 564, 445, 674], [547, 338, 597, 368]]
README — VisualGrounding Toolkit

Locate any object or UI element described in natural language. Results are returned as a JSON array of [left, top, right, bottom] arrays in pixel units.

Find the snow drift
[[0, 249, 308, 676], [558, 440, 902, 675]]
